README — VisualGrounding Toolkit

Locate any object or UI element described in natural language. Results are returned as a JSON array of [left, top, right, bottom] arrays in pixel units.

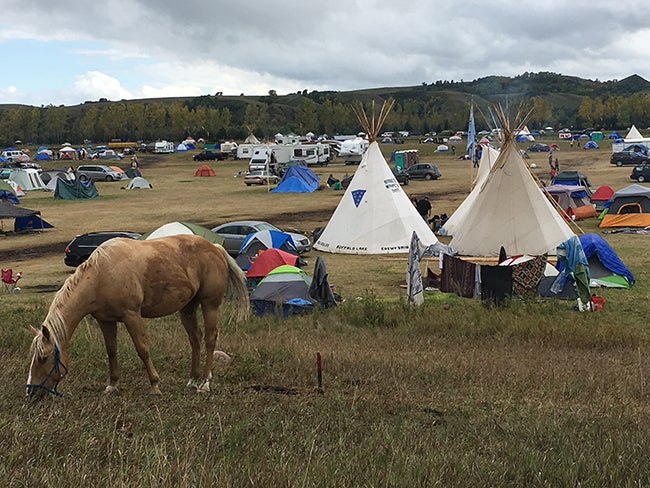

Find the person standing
[[416, 196, 432, 223]]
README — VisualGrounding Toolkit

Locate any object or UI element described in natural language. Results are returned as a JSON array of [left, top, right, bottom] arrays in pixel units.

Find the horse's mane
[[36, 245, 112, 349]]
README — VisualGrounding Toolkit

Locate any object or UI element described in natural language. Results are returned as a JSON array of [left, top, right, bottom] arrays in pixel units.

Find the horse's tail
[[215, 244, 250, 323]]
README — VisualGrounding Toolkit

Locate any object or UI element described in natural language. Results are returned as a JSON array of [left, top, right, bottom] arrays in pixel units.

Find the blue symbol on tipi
[[351, 189, 366, 208]]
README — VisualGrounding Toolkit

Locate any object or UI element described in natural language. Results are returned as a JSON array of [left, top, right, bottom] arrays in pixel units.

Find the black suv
[[64, 231, 141, 267], [631, 164, 650, 182], [193, 150, 226, 161], [610, 151, 650, 167], [406, 163, 442, 180], [391, 166, 410, 185]]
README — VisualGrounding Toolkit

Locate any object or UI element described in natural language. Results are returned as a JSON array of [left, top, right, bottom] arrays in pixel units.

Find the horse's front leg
[[180, 304, 203, 390], [122, 312, 161, 395], [97, 320, 120, 395]]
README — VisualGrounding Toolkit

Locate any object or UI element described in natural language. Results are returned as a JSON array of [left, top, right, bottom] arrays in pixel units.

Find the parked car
[[244, 170, 279, 186], [64, 231, 141, 267], [527, 143, 551, 152], [76, 164, 124, 182], [391, 166, 410, 185], [631, 164, 650, 182], [610, 151, 650, 167], [212, 220, 311, 256], [193, 150, 226, 161], [91, 149, 123, 160], [405, 163, 442, 180]]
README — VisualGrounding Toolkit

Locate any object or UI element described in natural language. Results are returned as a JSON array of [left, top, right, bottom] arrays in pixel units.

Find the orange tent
[[194, 164, 215, 177]]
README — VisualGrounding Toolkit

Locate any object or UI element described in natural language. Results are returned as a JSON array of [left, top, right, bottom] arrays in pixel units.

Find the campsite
[[1, 126, 650, 485]]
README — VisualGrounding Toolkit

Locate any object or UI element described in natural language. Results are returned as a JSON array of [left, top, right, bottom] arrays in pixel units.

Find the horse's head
[[26, 325, 68, 399]]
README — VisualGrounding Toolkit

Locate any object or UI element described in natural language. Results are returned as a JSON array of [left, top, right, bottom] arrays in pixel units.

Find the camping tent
[[440, 145, 500, 236], [314, 141, 440, 254], [9, 168, 45, 191], [551, 170, 592, 190], [125, 176, 152, 189], [54, 177, 99, 199], [544, 184, 597, 220], [449, 111, 575, 257], [194, 165, 215, 177], [139, 221, 224, 244], [599, 183, 650, 228], [566, 233, 635, 288], [245, 248, 300, 278], [270, 165, 319, 193], [44, 172, 75, 192], [0, 201, 52, 232], [0, 179, 19, 204], [590, 184, 614, 211], [249, 265, 314, 316], [236, 229, 298, 270], [175, 143, 189, 152], [583, 140, 599, 149]]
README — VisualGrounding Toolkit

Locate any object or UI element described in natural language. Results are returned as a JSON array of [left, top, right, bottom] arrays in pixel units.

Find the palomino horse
[[26, 234, 249, 398]]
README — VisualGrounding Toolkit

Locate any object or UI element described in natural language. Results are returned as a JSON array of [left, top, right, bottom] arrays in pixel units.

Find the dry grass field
[[2, 136, 649, 486]]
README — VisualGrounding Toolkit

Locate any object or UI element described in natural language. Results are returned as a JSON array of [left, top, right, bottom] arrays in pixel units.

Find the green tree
[[295, 99, 318, 133]]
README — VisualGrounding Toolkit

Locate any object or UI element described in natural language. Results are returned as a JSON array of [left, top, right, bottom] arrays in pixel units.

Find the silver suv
[[76, 164, 124, 182]]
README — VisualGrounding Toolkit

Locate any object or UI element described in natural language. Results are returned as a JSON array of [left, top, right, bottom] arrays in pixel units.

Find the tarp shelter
[[236, 229, 298, 270], [270, 165, 319, 193], [599, 183, 650, 228], [249, 265, 314, 317], [590, 184, 614, 211], [194, 164, 215, 177], [0, 201, 51, 232], [544, 184, 597, 220], [314, 141, 441, 254], [139, 221, 224, 244], [54, 177, 99, 199], [9, 168, 45, 191], [449, 125, 575, 257], [567, 233, 635, 288], [125, 176, 152, 189]]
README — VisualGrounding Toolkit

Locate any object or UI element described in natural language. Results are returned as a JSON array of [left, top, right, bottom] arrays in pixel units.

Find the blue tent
[[583, 140, 599, 149], [608, 131, 621, 139], [15, 215, 54, 231], [270, 165, 319, 193], [34, 152, 52, 160]]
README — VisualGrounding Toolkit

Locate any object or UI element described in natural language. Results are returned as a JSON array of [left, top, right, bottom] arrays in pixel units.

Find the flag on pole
[[466, 102, 476, 164]]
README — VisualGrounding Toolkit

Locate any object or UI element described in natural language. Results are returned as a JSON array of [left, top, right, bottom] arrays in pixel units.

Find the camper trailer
[[219, 141, 238, 157], [248, 145, 294, 172], [154, 141, 175, 154], [237, 143, 266, 160], [291, 143, 330, 166], [338, 137, 369, 164]]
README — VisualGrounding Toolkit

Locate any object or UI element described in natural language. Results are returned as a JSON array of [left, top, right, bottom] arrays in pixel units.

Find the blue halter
[[26, 344, 68, 397]]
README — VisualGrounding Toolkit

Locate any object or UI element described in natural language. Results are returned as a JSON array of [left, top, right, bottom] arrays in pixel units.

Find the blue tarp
[[572, 233, 635, 286], [14, 215, 54, 231], [270, 165, 319, 193]]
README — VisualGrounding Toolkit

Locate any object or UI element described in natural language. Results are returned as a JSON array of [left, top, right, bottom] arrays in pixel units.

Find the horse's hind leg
[[180, 304, 203, 390], [122, 312, 161, 395], [199, 303, 221, 392], [97, 320, 120, 395]]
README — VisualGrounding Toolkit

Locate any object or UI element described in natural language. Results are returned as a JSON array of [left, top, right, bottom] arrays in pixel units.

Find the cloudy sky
[[1, 0, 648, 107]]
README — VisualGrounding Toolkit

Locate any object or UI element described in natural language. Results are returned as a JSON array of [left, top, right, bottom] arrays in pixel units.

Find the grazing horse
[[26, 234, 249, 398]]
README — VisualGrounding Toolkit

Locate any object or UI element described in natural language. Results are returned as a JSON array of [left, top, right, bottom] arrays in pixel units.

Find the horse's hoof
[[104, 385, 120, 395], [197, 379, 211, 393], [186, 378, 200, 389], [149, 386, 162, 396]]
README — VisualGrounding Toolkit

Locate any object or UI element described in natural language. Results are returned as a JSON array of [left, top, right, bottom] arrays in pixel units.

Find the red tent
[[194, 164, 215, 177], [590, 184, 614, 211], [246, 248, 299, 278]]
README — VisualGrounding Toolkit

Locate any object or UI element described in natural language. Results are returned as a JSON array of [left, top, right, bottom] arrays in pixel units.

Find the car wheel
[[424, 173, 433, 180], [638, 175, 646, 182], [246, 183, 251, 186], [79, 174, 88, 182], [616, 161, 623, 167], [105, 175, 114, 181]]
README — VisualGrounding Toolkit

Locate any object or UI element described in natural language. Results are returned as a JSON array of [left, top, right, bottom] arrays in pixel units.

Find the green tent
[[138, 221, 224, 245], [54, 177, 99, 200]]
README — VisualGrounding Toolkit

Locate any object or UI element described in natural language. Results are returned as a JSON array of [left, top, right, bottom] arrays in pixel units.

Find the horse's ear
[[29, 325, 39, 337], [41, 325, 51, 341]]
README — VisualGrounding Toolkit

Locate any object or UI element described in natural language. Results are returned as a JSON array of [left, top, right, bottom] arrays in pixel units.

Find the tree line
[[2, 87, 650, 146]]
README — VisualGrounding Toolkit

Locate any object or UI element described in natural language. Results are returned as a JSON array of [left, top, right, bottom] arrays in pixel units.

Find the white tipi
[[440, 145, 500, 237], [314, 101, 440, 254], [449, 107, 575, 257]]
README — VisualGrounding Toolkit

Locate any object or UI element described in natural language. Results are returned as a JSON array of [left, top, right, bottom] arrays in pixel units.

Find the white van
[[2, 149, 23, 162]]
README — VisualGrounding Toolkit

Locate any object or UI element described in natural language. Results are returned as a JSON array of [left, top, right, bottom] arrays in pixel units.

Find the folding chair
[[2, 269, 22, 292]]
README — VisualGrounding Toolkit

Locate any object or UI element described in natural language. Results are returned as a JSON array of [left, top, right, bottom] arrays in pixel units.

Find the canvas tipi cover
[[440, 145, 500, 236], [449, 133, 575, 257], [624, 125, 644, 141], [314, 141, 439, 254]]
